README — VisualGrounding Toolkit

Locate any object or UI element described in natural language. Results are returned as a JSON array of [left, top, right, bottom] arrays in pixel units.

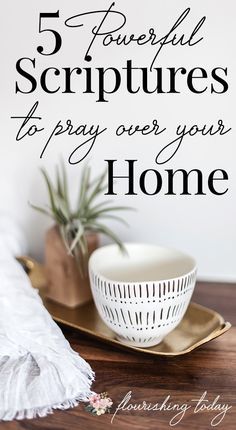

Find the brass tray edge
[[18, 256, 232, 357], [50, 311, 231, 357]]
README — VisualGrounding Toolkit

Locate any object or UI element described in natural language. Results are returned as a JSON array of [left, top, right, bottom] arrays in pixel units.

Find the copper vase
[[45, 225, 99, 308]]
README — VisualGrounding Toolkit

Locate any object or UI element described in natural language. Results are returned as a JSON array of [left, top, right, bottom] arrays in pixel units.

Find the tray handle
[[190, 321, 232, 352], [17, 256, 47, 291]]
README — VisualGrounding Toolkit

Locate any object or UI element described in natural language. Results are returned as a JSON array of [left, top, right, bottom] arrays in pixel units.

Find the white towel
[[0, 218, 94, 420]]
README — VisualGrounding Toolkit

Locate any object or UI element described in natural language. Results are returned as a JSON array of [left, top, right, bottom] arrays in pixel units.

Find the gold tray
[[18, 256, 231, 357]]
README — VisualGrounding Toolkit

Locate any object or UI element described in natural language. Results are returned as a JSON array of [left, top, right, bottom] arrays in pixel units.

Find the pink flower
[[89, 393, 101, 407], [86, 392, 113, 416], [89, 393, 100, 403], [91, 400, 101, 409], [99, 398, 113, 409]]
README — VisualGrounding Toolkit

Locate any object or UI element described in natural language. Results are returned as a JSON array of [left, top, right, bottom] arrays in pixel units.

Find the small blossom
[[89, 393, 100, 404], [99, 398, 113, 409], [86, 392, 113, 416]]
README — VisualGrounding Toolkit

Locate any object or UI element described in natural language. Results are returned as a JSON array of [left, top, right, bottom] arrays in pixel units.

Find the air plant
[[31, 163, 130, 274]]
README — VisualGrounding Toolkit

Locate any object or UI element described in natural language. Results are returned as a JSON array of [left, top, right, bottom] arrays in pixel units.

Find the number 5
[[37, 11, 62, 56]]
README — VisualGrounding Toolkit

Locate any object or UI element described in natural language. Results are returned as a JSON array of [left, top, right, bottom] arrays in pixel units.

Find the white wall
[[0, 0, 235, 281]]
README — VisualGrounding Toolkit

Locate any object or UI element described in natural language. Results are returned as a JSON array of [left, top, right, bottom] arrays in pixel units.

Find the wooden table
[[1, 282, 236, 430]]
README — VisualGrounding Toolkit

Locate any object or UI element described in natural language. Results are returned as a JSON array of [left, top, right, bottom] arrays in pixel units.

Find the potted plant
[[31, 163, 128, 308]]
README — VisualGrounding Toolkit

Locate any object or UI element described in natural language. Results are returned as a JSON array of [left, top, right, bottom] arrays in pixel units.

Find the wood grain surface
[[1, 282, 235, 430]]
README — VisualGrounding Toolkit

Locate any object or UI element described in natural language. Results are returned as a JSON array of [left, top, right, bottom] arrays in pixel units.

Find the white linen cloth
[[0, 218, 94, 420]]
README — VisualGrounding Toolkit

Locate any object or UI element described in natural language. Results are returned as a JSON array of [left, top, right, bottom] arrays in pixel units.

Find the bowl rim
[[89, 242, 197, 285]]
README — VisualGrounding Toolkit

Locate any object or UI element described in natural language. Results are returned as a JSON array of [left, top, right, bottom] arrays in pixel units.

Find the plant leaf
[[31, 163, 131, 263], [87, 206, 133, 220], [78, 164, 91, 213], [85, 170, 107, 207], [56, 166, 63, 198], [52, 194, 70, 222], [95, 214, 129, 227], [60, 159, 70, 212], [29, 203, 54, 219], [41, 169, 57, 212], [59, 225, 72, 255], [85, 221, 127, 254], [69, 222, 84, 253]]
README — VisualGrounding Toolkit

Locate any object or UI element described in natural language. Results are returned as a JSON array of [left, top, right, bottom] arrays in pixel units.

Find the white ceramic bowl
[[89, 243, 197, 347]]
